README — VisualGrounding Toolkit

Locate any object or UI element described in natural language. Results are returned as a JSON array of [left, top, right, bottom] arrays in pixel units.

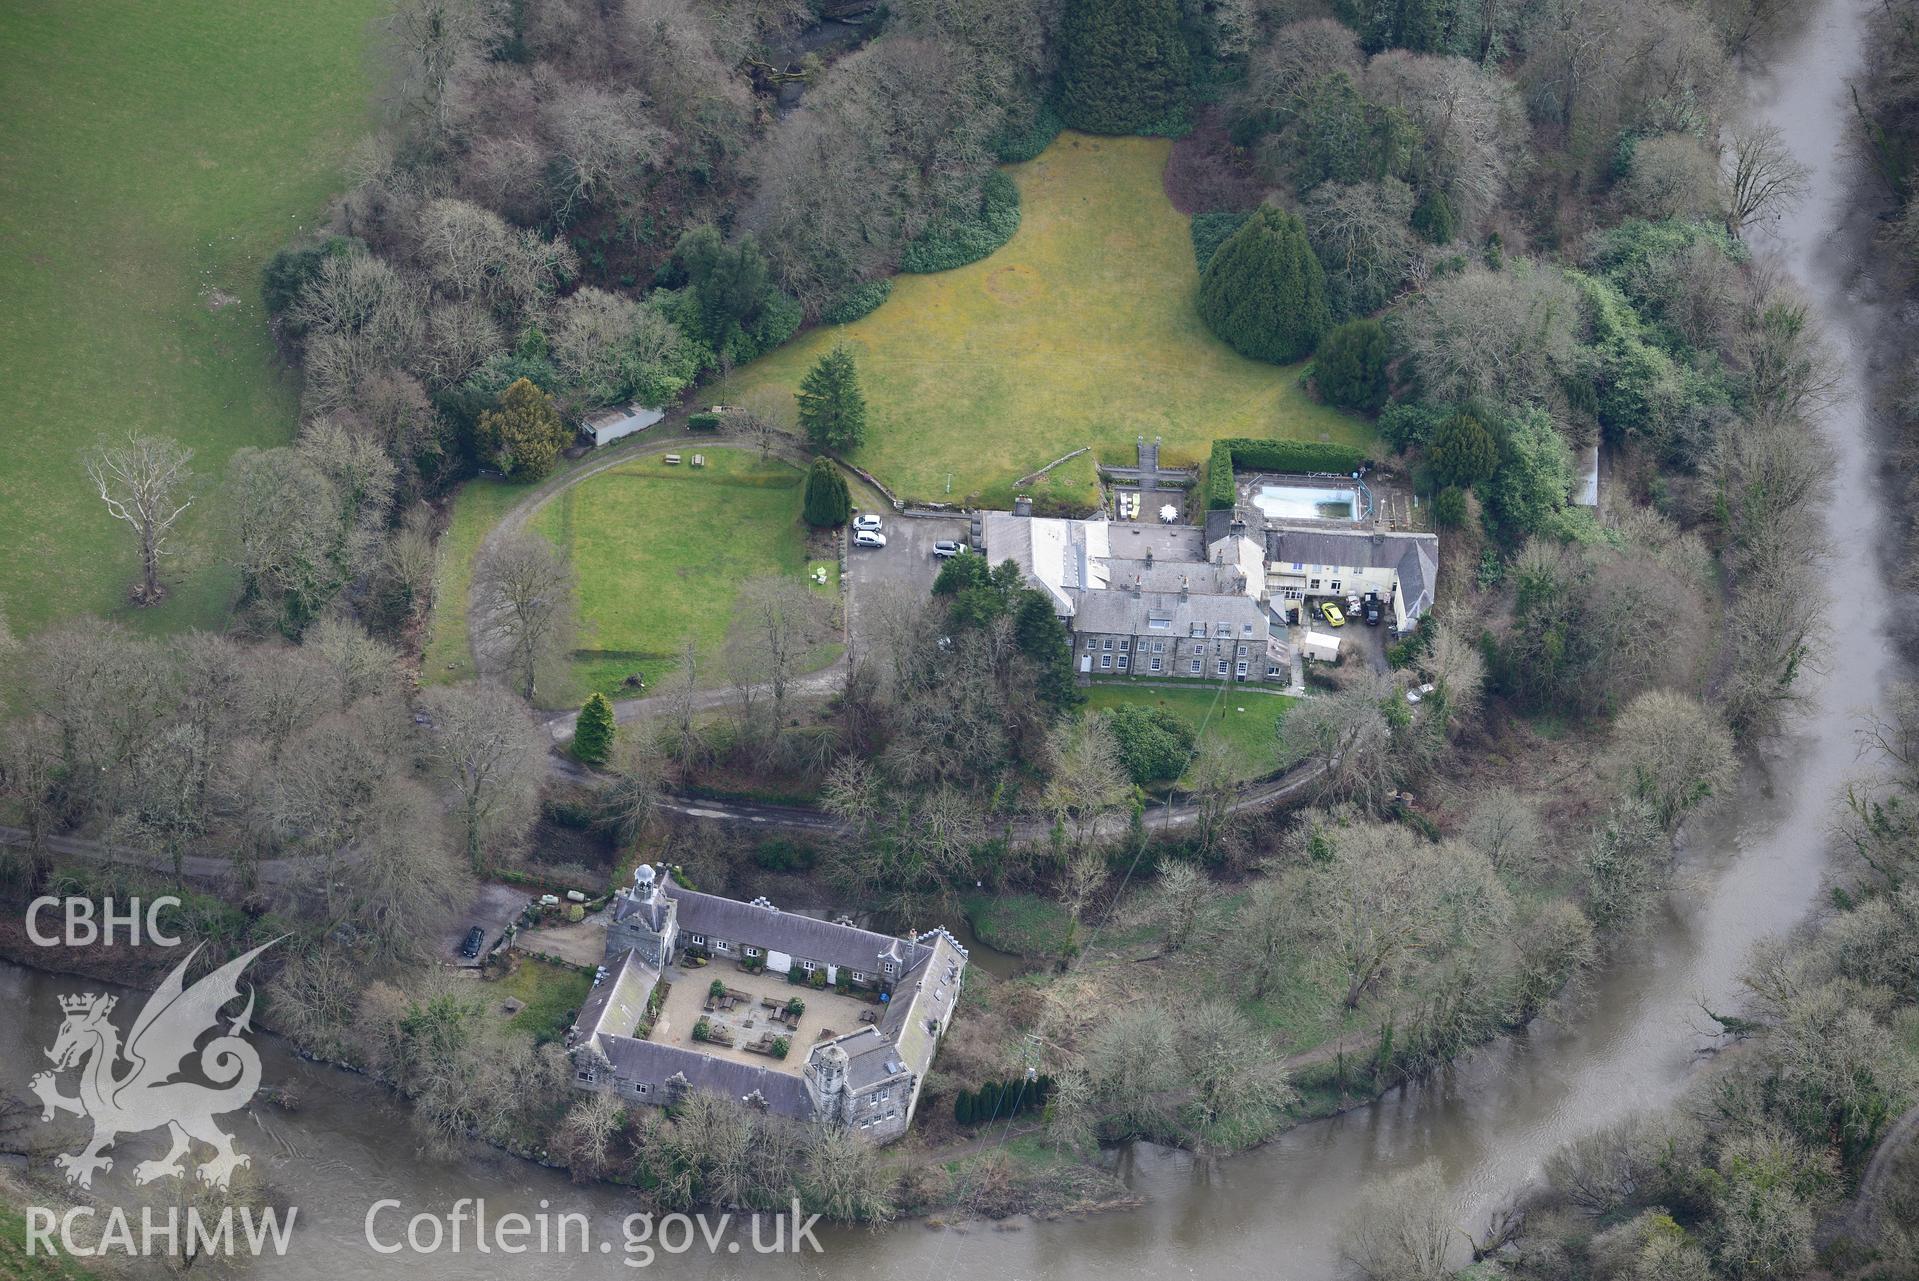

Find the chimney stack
[[1180, 575, 1189, 599]]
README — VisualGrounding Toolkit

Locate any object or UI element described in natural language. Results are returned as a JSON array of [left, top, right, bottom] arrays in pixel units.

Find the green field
[[0, 0, 381, 634], [729, 133, 1370, 510], [531, 448, 837, 702], [1082, 683, 1294, 785]]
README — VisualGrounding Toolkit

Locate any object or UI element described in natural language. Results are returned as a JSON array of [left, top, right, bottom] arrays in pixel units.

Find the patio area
[[650, 964, 882, 1075]]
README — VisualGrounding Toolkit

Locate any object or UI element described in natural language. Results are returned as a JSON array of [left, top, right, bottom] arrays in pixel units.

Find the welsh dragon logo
[[30, 940, 278, 1190]]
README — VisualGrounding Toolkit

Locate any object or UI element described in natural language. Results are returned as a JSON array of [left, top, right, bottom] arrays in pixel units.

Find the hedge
[[993, 104, 1064, 163], [686, 411, 722, 431], [821, 278, 892, 325], [1204, 439, 1369, 508], [900, 171, 1021, 274]]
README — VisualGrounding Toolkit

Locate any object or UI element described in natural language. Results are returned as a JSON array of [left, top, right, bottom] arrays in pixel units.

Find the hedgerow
[[900, 172, 1021, 274], [821, 279, 893, 325], [1204, 438, 1369, 508]]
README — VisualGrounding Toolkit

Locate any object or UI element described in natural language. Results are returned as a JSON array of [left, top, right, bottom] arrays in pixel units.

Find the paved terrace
[[651, 964, 882, 1076]]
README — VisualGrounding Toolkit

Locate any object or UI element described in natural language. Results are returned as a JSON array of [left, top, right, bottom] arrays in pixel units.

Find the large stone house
[[981, 511, 1290, 681], [567, 865, 966, 1144], [982, 505, 1440, 680]]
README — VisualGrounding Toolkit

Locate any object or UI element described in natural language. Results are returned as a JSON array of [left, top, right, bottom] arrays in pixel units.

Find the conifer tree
[[796, 343, 867, 454], [1057, 0, 1191, 135], [573, 692, 616, 765], [802, 456, 853, 527], [479, 377, 570, 480], [1314, 318, 1391, 412], [1197, 206, 1331, 364]]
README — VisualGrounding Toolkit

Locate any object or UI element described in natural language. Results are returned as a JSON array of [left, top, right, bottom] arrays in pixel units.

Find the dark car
[[460, 926, 486, 959], [1362, 592, 1383, 626]]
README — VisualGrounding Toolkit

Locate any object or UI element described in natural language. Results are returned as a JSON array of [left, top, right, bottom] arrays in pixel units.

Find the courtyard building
[[568, 865, 966, 1144]]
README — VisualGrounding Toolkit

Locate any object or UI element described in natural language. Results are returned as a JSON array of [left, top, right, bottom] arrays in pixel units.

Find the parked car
[[1346, 594, 1362, 616], [1319, 601, 1346, 627], [854, 530, 887, 548], [1362, 592, 1382, 626], [852, 514, 884, 533], [460, 927, 486, 959], [932, 540, 966, 558]]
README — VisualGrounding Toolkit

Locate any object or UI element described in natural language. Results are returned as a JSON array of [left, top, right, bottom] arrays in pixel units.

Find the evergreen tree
[[479, 377, 569, 480], [574, 692, 616, 765], [955, 1091, 974, 1126], [1429, 412, 1499, 489], [1057, 0, 1191, 135], [1197, 206, 1331, 364], [1315, 318, 1391, 412], [802, 457, 852, 527], [796, 343, 867, 454], [1412, 186, 1458, 244], [1013, 591, 1085, 712]]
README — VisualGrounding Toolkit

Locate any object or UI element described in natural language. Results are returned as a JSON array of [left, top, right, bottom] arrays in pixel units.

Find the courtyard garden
[[727, 133, 1371, 511], [0, 0, 381, 633]]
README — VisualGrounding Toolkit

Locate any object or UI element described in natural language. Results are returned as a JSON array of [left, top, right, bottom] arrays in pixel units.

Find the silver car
[[853, 530, 887, 548]]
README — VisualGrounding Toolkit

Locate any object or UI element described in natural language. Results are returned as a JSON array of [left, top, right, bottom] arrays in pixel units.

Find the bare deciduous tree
[[1724, 122, 1810, 236], [723, 575, 831, 730], [472, 529, 579, 703], [83, 431, 195, 605], [1342, 1160, 1457, 1281], [421, 682, 545, 869]]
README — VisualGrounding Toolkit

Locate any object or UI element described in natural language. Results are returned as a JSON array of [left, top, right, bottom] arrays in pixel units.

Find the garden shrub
[[993, 103, 1064, 163], [1191, 210, 1252, 271], [1378, 400, 1452, 452], [1107, 704, 1197, 784], [1431, 486, 1468, 527], [1204, 438, 1369, 508], [821, 279, 892, 325], [900, 172, 1021, 274], [686, 411, 722, 431]]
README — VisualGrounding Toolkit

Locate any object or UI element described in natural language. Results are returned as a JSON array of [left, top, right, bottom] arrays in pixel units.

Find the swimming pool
[[1250, 483, 1359, 522]]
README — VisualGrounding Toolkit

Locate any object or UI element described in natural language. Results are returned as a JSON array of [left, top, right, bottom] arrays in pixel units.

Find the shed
[[1299, 631, 1342, 663], [582, 403, 666, 448]]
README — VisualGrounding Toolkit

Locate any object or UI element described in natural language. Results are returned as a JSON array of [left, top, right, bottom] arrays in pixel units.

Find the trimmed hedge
[[821, 278, 892, 325], [900, 172, 1021, 274], [686, 411, 722, 431], [1205, 438, 1369, 508]]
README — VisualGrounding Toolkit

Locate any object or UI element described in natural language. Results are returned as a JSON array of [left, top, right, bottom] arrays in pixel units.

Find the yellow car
[[1319, 601, 1346, 627]]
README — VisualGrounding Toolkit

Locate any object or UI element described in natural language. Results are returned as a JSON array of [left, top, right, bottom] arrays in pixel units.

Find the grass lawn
[[0, 1201, 101, 1280], [492, 957, 594, 1046], [0, 0, 381, 635], [1082, 683, 1294, 785], [531, 448, 837, 702], [422, 478, 525, 686], [728, 133, 1371, 510], [961, 892, 1076, 960]]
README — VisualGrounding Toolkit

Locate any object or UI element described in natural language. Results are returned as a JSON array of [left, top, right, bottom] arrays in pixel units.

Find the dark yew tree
[[1198, 205, 1331, 364]]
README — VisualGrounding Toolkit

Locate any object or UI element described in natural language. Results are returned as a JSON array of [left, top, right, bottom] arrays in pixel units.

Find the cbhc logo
[[25, 897, 182, 948]]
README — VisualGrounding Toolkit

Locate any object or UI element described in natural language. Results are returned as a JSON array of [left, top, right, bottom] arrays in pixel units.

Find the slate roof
[[879, 931, 966, 1082], [612, 871, 938, 977], [1070, 587, 1268, 639], [595, 1035, 816, 1118], [573, 949, 657, 1041], [1264, 526, 1440, 620]]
